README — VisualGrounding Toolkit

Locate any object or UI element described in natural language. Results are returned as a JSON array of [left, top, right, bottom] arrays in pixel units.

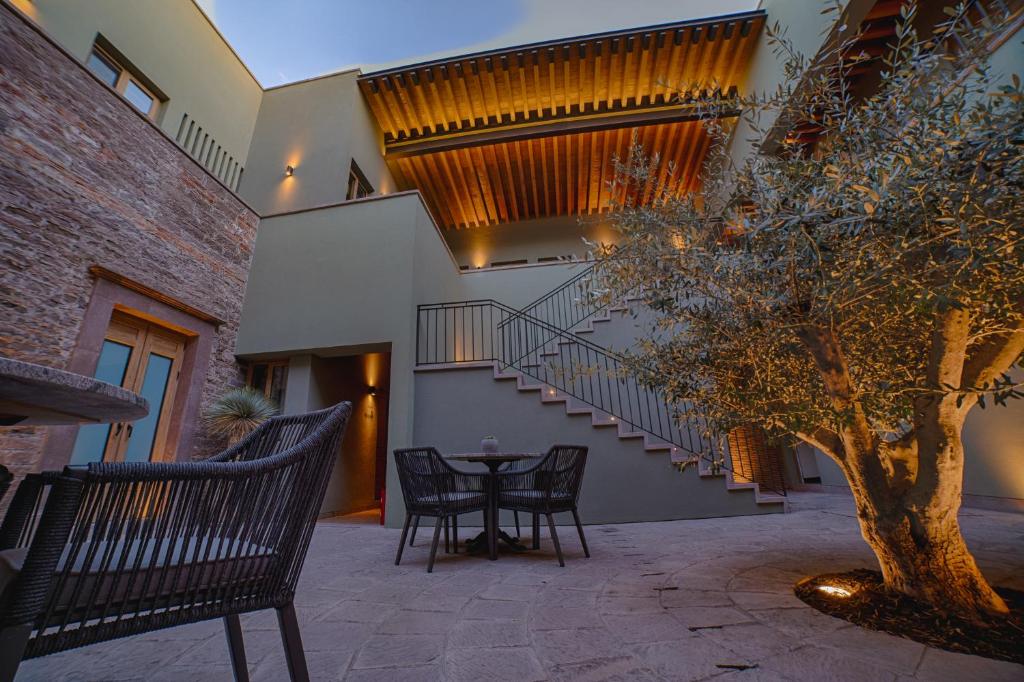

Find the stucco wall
[[9, 0, 262, 173], [239, 71, 396, 216], [445, 214, 620, 269], [0, 4, 259, 478]]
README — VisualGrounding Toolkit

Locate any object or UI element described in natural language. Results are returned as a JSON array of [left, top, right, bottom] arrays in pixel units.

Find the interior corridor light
[[367, 386, 377, 396]]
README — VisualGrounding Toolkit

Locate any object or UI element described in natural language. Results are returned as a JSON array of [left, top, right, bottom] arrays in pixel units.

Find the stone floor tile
[[444, 646, 546, 682], [318, 600, 400, 624], [532, 627, 620, 665], [810, 624, 926, 675], [462, 597, 530, 620], [912, 646, 1024, 681], [351, 634, 445, 669], [531, 605, 603, 630], [757, 644, 900, 681], [602, 612, 692, 643], [448, 619, 530, 648], [376, 609, 458, 635], [666, 605, 756, 629], [342, 665, 442, 681]]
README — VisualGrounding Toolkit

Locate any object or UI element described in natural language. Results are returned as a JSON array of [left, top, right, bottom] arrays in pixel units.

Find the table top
[[446, 452, 541, 463], [0, 356, 149, 427]]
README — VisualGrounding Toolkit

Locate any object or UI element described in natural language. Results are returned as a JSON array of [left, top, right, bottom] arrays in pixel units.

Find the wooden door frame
[[43, 273, 221, 471]]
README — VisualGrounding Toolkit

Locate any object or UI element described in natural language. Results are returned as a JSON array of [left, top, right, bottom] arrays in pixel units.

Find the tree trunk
[[845, 465, 1010, 620]]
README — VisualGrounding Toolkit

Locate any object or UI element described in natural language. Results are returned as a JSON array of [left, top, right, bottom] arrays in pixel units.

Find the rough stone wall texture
[[0, 4, 259, 479]]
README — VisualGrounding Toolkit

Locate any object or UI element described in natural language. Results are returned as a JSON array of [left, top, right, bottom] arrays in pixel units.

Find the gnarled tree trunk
[[837, 422, 1010, 620], [799, 320, 1011, 621]]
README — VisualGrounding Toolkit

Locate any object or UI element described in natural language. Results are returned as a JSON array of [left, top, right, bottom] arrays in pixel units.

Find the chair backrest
[[393, 447, 445, 511], [537, 445, 588, 500]]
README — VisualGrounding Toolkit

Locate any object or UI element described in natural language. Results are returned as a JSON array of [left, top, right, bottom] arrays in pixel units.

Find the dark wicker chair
[[497, 445, 589, 567], [393, 448, 486, 572], [0, 401, 352, 682]]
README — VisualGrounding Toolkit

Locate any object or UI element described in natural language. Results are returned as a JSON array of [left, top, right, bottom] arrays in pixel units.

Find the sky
[[195, 0, 757, 87]]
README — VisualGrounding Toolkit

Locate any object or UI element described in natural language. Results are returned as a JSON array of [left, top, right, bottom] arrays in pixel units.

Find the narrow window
[[346, 160, 374, 200], [85, 40, 163, 119], [246, 360, 289, 408]]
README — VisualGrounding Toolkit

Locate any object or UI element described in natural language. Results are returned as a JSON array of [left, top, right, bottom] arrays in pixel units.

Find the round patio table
[[0, 356, 148, 428], [446, 452, 540, 560]]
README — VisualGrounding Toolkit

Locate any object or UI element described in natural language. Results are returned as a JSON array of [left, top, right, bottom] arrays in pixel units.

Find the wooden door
[[70, 312, 186, 464]]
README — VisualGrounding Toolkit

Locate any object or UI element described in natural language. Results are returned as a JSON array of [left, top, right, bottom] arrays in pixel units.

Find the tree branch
[[795, 427, 843, 461]]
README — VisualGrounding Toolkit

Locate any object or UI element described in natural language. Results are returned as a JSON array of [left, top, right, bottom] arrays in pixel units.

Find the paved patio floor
[[16, 492, 1024, 681]]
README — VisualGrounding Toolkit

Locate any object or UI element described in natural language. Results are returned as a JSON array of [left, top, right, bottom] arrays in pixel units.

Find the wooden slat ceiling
[[391, 121, 710, 229], [357, 11, 766, 229]]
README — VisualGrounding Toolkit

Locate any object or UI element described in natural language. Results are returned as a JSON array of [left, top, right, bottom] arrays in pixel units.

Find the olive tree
[[592, 3, 1023, 620]]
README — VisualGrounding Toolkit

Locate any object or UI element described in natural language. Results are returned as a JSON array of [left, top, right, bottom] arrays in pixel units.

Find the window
[[70, 311, 185, 464], [247, 360, 288, 408], [85, 41, 161, 119], [346, 160, 373, 201]]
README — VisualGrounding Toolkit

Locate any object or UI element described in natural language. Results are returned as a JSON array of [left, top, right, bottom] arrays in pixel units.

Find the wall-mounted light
[[284, 165, 294, 177], [367, 385, 377, 396]]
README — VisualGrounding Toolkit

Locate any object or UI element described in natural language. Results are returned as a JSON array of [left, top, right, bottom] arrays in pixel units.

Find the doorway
[[295, 351, 391, 517]]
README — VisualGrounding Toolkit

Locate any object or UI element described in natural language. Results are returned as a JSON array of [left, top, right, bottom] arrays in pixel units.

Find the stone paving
[[16, 493, 1024, 681]]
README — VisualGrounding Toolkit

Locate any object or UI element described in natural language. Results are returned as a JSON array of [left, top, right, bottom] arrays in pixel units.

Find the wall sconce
[[367, 385, 377, 396], [284, 165, 294, 177]]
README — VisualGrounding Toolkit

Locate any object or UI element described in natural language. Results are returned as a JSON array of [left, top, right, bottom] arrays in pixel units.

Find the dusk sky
[[195, 0, 756, 87]]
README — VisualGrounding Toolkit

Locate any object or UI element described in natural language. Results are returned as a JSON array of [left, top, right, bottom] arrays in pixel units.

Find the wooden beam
[[385, 102, 737, 158]]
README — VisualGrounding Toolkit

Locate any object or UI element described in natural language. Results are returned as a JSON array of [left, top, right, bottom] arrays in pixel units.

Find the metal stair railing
[[416, 299, 786, 496], [497, 263, 605, 336], [418, 300, 785, 492]]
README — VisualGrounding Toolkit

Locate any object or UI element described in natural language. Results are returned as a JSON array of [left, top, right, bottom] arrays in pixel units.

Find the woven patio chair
[[393, 448, 486, 572], [0, 401, 352, 682], [497, 445, 589, 567]]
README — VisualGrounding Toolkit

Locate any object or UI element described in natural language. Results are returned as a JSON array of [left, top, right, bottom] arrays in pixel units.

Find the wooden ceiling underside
[[390, 120, 710, 230], [357, 11, 765, 229]]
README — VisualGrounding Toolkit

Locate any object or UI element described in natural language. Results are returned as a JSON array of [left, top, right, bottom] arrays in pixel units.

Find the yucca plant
[[205, 387, 278, 444]]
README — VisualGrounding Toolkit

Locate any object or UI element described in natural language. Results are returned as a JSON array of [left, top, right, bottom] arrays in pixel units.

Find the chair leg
[[0, 624, 32, 682], [532, 513, 540, 550], [444, 516, 451, 553], [546, 513, 565, 567], [427, 516, 444, 572], [276, 602, 310, 682], [395, 512, 412, 565], [409, 514, 420, 546], [514, 510, 521, 538], [572, 508, 590, 558], [453, 515, 459, 553], [223, 614, 249, 682]]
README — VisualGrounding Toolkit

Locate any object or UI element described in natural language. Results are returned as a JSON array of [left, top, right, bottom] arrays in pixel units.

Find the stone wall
[[0, 3, 259, 478]]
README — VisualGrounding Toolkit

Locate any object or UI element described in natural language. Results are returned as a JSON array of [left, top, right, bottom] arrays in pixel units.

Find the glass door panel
[[122, 352, 173, 462], [69, 340, 133, 465]]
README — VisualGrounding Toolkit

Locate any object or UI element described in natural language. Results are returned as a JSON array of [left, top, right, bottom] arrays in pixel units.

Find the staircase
[[415, 269, 786, 507]]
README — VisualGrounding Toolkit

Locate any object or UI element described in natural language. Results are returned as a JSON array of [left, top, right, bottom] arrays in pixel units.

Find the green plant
[[592, 2, 1022, 621], [205, 387, 278, 444]]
